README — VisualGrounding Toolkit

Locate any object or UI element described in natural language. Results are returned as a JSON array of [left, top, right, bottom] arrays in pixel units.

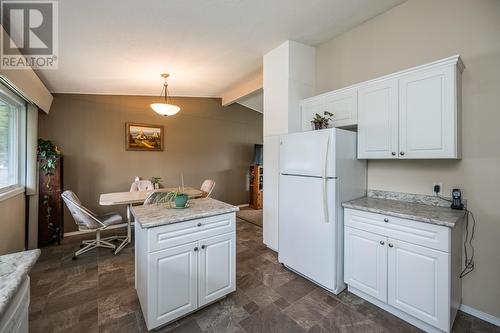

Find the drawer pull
[[197, 223, 202, 227], [388, 243, 394, 248], [194, 247, 199, 252], [383, 218, 389, 222], [201, 245, 206, 249], [379, 241, 385, 245]]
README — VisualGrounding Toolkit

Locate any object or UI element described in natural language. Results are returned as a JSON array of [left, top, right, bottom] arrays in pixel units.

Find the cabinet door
[[387, 239, 449, 331], [399, 65, 457, 158], [357, 79, 399, 159], [344, 227, 387, 302], [149, 242, 198, 327], [198, 232, 236, 307], [301, 96, 325, 131], [325, 88, 358, 128]]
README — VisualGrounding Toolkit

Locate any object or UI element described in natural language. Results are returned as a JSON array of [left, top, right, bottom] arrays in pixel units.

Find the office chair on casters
[[61, 190, 126, 259]]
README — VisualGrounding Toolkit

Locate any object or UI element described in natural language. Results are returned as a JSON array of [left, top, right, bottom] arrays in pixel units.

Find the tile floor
[[29, 220, 499, 332]]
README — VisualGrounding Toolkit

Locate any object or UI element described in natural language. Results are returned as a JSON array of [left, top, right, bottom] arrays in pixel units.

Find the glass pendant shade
[[150, 103, 180, 116], [151, 73, 180, 116]]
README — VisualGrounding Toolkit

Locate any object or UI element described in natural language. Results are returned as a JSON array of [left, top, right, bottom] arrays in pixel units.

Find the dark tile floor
[[29, 220, 499, 333]]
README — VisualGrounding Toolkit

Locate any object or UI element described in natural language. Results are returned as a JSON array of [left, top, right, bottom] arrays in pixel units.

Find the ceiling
[[36, 0, 405, 97]]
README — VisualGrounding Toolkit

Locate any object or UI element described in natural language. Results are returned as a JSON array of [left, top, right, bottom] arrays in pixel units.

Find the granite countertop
[[342, 196, 466, 228], [0, 249, 40, 317], [132, 197, 239, 228]]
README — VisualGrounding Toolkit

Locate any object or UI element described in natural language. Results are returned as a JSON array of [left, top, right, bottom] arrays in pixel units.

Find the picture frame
[[125, 122, 164, 151]]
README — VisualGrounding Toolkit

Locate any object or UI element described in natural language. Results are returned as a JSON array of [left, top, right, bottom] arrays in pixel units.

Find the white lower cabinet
[[150, 242, 198, 325], [344, 208, 462, 333], [387, 239, 448, 331], [136, 213, 236, 330], [198, 233, 236, 306], [344, 227, 387, 302]]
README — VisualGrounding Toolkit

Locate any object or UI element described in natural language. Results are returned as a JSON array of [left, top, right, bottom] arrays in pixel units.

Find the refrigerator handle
[[322, 134, 330, 223]]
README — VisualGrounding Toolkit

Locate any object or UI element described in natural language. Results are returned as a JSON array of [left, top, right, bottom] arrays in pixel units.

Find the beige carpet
[[237, 207, 263, 227]]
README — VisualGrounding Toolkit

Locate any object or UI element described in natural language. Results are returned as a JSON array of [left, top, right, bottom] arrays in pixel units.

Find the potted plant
[[150, 176, 162, 189], [37, 139, 62, 245], [311, 111, 334, 130]]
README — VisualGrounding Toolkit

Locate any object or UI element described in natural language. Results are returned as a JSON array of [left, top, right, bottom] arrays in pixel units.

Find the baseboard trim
[[459, 304, 500, 327], [64, 222, 130, 237], [237, 204, 249, 208]]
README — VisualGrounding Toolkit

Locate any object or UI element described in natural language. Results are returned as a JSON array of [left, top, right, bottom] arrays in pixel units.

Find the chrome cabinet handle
[[391, 152, 396, 156], [201, 245, 206, 249], [400, 152, 405, 156], [194, 247, 199, 252], [197, 223, 202, 227], [384, 218, 389, 222], [388, 243, 394, 248], [380, 241, 385, 245]]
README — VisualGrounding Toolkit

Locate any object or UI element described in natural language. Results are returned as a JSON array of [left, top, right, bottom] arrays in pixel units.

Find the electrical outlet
[[433, 182, 443, 195]]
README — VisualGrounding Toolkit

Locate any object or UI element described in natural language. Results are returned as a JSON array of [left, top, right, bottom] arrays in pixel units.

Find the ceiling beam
[[220, 70, 262, 107]]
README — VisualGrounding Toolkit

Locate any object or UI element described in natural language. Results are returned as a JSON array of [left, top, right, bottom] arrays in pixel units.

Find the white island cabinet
[[132, 198, 238, 330]]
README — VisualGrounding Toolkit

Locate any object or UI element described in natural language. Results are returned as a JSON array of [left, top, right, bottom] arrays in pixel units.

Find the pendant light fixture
[[150, 73, 180, 116]]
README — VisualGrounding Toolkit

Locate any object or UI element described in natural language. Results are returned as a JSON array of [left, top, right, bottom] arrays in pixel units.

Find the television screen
[[253, 144, 263, 165]]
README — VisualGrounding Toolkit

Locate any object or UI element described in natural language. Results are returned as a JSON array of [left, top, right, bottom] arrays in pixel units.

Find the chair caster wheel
[[72, 255, 77, 260]]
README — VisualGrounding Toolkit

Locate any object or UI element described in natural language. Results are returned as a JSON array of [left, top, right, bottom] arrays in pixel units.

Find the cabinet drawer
[[148, 213, 236, 253], [344, 209, 449, 252]]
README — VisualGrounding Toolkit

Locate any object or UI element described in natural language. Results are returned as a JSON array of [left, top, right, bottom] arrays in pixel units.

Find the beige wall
[[39, 94, 263, 233], [0, 194, 25, 255], [315, 0, 500, 318]]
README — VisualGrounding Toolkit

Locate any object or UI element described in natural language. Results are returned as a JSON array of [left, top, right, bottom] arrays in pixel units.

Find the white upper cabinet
[[325, 88, 358, 128], [358, 79, 399, 159], [301, 95, 325, 131], [357, 56, 463, 159], [300, 89, 357, 131], [302, 55, 463, 159], [399, 65, 460, 158]]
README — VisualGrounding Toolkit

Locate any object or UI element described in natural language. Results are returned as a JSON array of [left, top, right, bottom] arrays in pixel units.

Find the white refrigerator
[[278, 128, 366, 294]]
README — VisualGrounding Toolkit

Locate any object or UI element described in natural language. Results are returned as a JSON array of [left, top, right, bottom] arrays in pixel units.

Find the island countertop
[[131, 197, 239, 228], [0, 249, 40, 318], [342, 196, 466, 228]]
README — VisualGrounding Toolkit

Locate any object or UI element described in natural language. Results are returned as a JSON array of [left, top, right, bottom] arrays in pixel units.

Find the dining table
[[99, 186, 204, 254]]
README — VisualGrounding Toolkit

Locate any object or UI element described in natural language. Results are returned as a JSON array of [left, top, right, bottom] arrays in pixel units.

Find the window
[[0, 83, 26, 193]]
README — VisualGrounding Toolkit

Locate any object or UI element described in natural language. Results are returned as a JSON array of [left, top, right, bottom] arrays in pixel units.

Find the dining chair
[[61, 190, 126, 259], [130, 177, 154, 192], [200, 179, 216, 198]]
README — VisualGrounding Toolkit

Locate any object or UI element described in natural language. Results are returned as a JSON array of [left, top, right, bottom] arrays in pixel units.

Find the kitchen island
[[132, 198, 239, 330]]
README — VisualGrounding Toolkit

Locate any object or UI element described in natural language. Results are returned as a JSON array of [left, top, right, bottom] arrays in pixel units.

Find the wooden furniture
[[132, 199, 237, 330], [249, 164, 263, 209], [300, 55, 464, 159], [38, 156, 63, 246], [344, 208, 463, 333], [99, 187, 204, 254]]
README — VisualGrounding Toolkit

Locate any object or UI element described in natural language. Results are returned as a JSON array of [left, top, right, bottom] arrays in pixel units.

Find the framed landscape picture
[[126, 122, 164, 151]]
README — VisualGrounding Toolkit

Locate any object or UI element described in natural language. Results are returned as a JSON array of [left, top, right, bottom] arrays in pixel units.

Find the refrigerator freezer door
[[278, 175, 337, 290], [280, 129, 336, 178]]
